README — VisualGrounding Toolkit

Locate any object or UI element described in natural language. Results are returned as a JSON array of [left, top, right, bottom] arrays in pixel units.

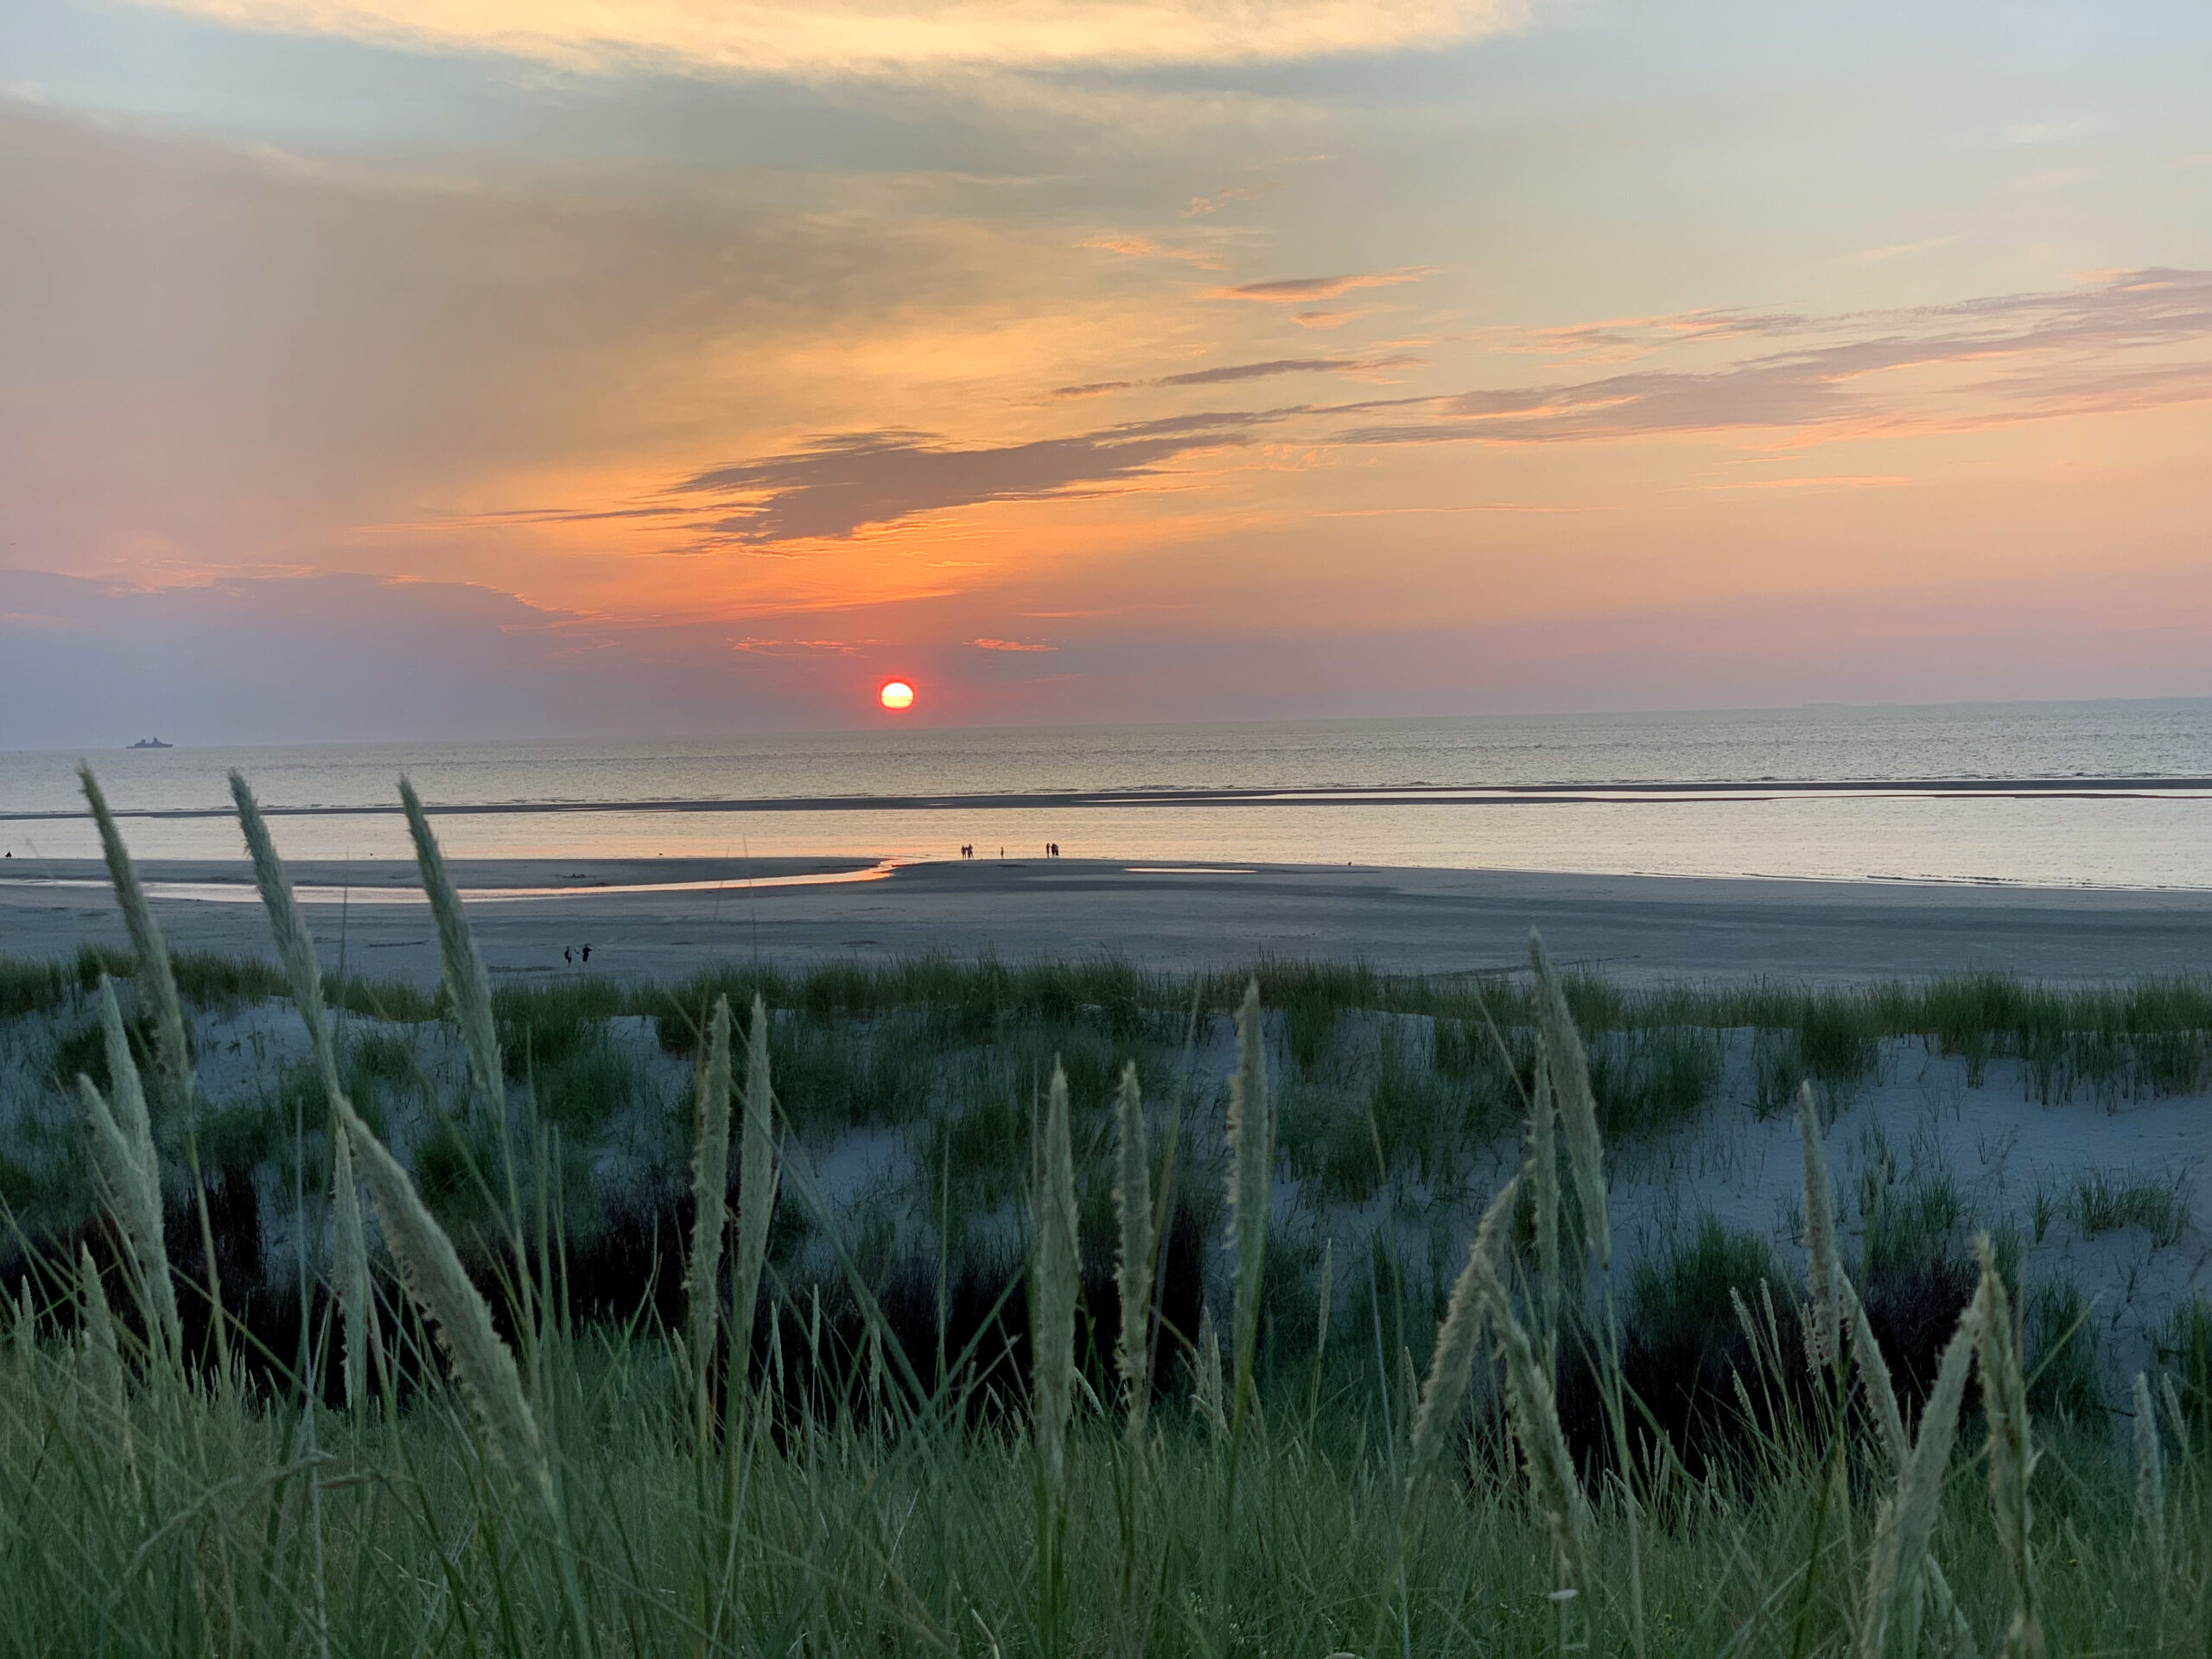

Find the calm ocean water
[[6, 701, 2212, 888]]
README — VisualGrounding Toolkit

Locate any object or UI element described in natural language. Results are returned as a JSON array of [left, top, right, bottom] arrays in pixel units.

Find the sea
[[6, 699, 2212, 890]]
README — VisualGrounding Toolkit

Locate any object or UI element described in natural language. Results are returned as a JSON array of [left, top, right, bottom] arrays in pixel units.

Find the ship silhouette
[[128, 737, 173, 749]]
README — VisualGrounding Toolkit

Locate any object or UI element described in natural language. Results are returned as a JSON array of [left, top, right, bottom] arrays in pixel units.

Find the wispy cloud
[[1216, 267, 1439, 302], [1079, 233, 1224, 270], [1337, 268, 2212, 447], [1694, 475, 1911, 492], [137, 0, 1534, 73], [1842, 236, 1955, 265], [1051, 353, 1423, 398], [600, 269, 2212, 554], [1182, 182, 1281, 216], [968, 637, 1056, 652], [733, 637, 874, 654], [1519, 308, 1804, 360], [666, 414, 1275, 543]]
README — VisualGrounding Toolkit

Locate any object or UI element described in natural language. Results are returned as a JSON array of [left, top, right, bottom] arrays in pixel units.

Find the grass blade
[[1225, 979, 1271, 1436], [730, 993, 778, 1393], [1112, 1060, 1154, 1444], [1858, 1294, 1981, 1659], [1033, 1059, 1079, 1659]]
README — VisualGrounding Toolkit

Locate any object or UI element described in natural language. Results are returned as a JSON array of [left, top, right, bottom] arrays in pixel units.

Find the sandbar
[[5, 854, 2210, 986]]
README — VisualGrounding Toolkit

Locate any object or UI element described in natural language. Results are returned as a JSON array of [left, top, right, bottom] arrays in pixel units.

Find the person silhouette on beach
[[581, 944, 591, 963], [564, 946, 573, 964]]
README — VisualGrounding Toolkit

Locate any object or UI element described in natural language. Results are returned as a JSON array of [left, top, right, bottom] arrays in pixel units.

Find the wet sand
[[4, 854, 2210, 986]]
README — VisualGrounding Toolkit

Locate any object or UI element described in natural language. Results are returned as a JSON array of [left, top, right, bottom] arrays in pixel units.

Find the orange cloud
[[969, 637, 1056, 652], [1078, 234, 1224, 270], [1182, 182, 1281, 217]]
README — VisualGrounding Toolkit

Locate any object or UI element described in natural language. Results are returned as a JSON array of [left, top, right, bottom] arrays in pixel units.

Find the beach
[[5, 853, 2208, 985]]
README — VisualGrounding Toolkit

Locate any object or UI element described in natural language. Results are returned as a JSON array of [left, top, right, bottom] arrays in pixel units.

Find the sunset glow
[[3, 3, 2209, 745]]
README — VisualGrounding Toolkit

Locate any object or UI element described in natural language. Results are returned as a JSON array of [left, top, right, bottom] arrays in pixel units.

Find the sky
[[3, 0, 2210, 744]]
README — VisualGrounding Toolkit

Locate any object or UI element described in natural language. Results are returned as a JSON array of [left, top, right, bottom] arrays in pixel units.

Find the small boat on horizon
[[128, 737, 173, 749]]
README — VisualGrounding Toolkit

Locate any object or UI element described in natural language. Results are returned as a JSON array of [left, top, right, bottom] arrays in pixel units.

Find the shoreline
[[9, 772, 2212, 824], [7, 854, 2212, 987]]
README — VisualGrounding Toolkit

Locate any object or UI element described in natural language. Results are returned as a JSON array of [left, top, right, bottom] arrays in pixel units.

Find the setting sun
[[879, 679, 915, 711]]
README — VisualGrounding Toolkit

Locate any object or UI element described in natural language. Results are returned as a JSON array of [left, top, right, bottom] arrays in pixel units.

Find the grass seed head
[[331, 1120, 376, 1411], [1527, 1056, 1561, 1344], [335, 1090, 555, 1522], [399, 778, 504, 1109], [1846, 1275, 1908, 1467], [78, 766, 194, 1117], [686, 995, 734, 1403], [1528, 932, 1608, 1273], [79, 976, 182, 1367], [231, 772, 340, 1091], [1796, 1082, 1841, 1373], [1409, 1173, 1520, 1489], [1473, 1222, 1587, 1600], [1974, 1234, 2045, 1659], [1193, 1306, 1227, 1440], [79, 1243, 126, 1414], [1225, 980, 1273, 1421]]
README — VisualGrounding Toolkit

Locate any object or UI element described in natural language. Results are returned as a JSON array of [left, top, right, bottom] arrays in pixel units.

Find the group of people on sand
[[955, 843, 1064, 860], [562, 944, 593, 965]]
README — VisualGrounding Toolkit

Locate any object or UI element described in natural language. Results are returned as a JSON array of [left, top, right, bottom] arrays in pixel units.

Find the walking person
[[564, 946, 573, 965], [581, 944, 591, 964]]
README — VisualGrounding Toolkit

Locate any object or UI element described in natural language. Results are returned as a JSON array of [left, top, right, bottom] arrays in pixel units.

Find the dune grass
[[18, 944, 2212, 1135], [3, 775, 2211, 1655]]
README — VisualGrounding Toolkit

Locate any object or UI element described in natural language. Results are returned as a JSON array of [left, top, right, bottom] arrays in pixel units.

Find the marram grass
[[3, 774, 2212, 1657], [78, 976, 181, 1368]]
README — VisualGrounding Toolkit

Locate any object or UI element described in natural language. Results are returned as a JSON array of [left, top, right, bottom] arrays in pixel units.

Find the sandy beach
[[4, 853, 2209, 985]]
